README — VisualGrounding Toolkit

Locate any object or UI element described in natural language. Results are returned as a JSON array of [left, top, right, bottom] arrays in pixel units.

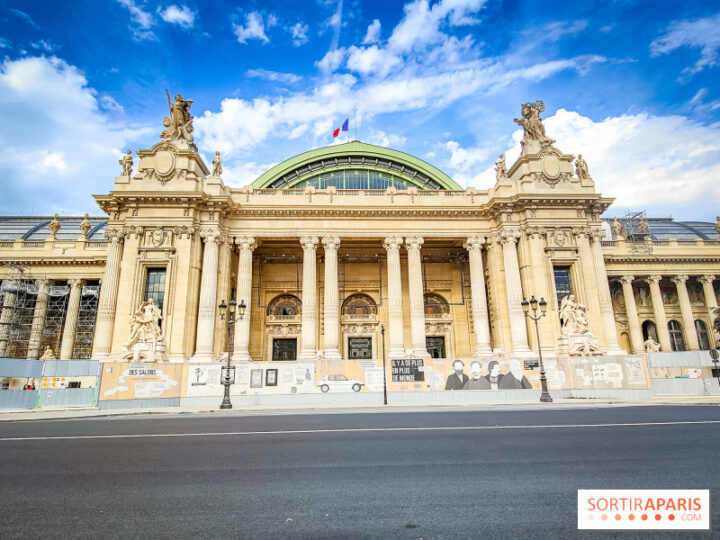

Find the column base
[[472, 347, 493, 360], [324, 349, 342, 361], [232, 351, 252, 363], [388, 348, 406, 359], [190, 353, 215, 363], [298, 349, 317, 361], [511, 347, 533, 357], [168, 354, 187, 364], [412, 349, 431, 359]]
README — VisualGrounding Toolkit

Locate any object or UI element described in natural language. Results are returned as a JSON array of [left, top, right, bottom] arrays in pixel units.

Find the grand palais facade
[[0, 98, 718, 407]]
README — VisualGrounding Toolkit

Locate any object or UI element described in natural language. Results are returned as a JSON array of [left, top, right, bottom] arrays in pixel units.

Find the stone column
[[322, 236, 342, 360], [525, 228, 559, 353], [464, 236, 492, 358], [672, 275, 699, 351], [645, 275, 672, 351], [405, 236, 429, 359], [299, 236, 319, 360], [93, 228, 125, 361], [0, 281, 18, 357], [192, 228, 224, 362], [698, 275, 718, 324], [619, 276, 643, 353], [500, 229, 531, 355], [59, 278, 83, 360], [384, 236, 406, 358], [575, 228, 606, 344], [589, 230, 625, 354], [27, 278, 51, 360], [233, 236, 256, 362]]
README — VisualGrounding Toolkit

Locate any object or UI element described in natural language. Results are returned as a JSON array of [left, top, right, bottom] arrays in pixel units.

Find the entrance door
[[348, 337, 372, 359], [426, 336, 446, 359], [272, 338, 297, 361]]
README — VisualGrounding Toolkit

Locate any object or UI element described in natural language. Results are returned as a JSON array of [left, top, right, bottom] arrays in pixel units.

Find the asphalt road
[[1, 405, 719, 539]]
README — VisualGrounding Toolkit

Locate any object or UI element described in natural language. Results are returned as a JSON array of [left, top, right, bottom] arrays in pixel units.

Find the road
[[1, 405, 719, 539]]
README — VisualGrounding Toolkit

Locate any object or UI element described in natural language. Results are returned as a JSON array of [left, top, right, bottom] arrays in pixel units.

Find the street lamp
[[218, 298, 246, 410], [521, 295, 552, 403], [380, 324, 388, 405]]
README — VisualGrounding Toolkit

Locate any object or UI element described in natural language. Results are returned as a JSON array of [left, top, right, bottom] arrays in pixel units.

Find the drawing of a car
[[319, 373, 364, 393]]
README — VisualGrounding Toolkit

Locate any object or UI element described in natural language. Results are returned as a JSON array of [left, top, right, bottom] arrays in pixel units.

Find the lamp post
[[381, 324, 388, 405], [521, 295, 552, 403], [218, 298, 246, 410]]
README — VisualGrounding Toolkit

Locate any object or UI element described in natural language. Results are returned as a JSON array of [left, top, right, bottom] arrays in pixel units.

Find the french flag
[[333, 118, 349, 138]]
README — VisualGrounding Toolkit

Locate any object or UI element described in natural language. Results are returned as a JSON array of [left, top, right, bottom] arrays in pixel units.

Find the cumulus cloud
[[116, 0, 156, 40], [650, 12, 720, 75], [290, 22, 309, 46], [346, 45, 401, 77], [246, 68, 301, 84], [366, 130, 406, 147], [454, 109, 720, 218], [0, 56, 152, 214], [362, 19, 381, 44], [233, 11, 270, 44], [158, 4, 196, 29]]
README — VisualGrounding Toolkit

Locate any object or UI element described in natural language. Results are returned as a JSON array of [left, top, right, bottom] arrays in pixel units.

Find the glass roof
[[292, 168, 441, 190], [0, 216, 108, 241], [602, 217, 719, 240]]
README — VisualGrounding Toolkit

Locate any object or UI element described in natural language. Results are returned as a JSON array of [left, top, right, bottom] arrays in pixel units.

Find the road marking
[[2, 420, 720, 441]]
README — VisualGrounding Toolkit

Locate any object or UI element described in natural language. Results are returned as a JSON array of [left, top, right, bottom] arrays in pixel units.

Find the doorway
[[272, 338, 297, 361], [426, 336, 446, 359]]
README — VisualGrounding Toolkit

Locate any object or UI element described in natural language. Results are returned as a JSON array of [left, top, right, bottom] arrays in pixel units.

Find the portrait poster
[[250, 369, 263, 388], [266, 368, 278, 387]]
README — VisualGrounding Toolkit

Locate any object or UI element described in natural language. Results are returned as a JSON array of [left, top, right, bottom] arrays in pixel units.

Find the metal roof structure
[[0, 216, 108, 241], [602, 216, 719, 240]]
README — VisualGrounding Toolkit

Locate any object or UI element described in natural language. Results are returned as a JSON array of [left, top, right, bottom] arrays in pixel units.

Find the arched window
[[267, 294, 301, 316], [694, 320, 711, 350], [342, 293, 377, 315], [667, 320, 685, 351], [424, 293, 449, 315], [642, 320, 658, 342]]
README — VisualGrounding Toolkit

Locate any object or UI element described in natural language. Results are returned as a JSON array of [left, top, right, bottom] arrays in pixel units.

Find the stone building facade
[[1, 101, 718, 401]]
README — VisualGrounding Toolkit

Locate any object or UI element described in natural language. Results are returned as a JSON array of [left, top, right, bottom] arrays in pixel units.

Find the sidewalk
[[1, 395, 719, 422]]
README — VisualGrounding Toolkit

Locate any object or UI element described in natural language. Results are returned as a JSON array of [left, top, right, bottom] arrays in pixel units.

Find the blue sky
[[1, 0, 719, 220]]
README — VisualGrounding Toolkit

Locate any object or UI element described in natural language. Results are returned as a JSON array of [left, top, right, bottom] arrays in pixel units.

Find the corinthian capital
[[200, 228, 224, 244], [645, 275, 663, 285], [405, 236, 424, 250], [104, 227, 125, 243], [321, 236, 341, 251], [499, 229, 521, 245], [234, 236, 257, 251], [698, 275, 716, 285], [383, 236, 403, 251], [671, 274, 689, 285], [463, 235, 486, 252], [619, 275, 635, 286], [34, 278, 51, 290], [67, 278, 84, 289], [300, 236, 319, 250]]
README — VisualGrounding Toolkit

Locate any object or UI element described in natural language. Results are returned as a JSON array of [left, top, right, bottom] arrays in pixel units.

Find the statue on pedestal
[[212, 151, 223, 177], [557, 294, 602, 356], [575, 154, 590, 180], [79, 214, 91, 237], [611, 217, 626, 240], [119, 150, 133, 176], [161, 90, 194, 144], [644, 337, 661, 353], [48, 214, 61, 238], [123, 298, 166, 362], [514, 100, 555, 152], [40, 346, 56, 360], [494, 154, 508, 183]]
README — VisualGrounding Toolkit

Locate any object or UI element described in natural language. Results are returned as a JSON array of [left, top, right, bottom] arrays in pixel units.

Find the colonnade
[[616, 274, 717, 353]]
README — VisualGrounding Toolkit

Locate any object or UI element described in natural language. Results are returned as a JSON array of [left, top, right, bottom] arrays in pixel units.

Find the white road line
[[1, 420, 720, 441]]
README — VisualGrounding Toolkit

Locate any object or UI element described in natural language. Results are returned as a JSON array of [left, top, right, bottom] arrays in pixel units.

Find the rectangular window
[[144, 268, 166, 312], [553, 266, 573, 307], [348, 337, 372, 359]]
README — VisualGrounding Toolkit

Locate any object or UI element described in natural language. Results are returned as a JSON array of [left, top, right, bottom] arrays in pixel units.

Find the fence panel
[[0, 390, 37, 409]]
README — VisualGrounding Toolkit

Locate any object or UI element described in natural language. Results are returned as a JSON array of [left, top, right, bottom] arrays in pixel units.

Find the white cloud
[[541, 19, 588, 42], [290, 22, 309, 46], [158, 5, 196, 29], [30, 40, 56, 53], [0, 56, 152, 214], [246, 68, 301, 85], [116, 0, 157, 41], [650, 12, 720, 75], [233, 11, 270, 44], [346, 45, 401, 77], [363, 19, 381, 44], [367, 130, 406, 147], [317, 48, 347, 73]]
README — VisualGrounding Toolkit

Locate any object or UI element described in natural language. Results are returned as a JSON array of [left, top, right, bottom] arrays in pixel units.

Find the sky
[[0, 0, 719, 221]]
